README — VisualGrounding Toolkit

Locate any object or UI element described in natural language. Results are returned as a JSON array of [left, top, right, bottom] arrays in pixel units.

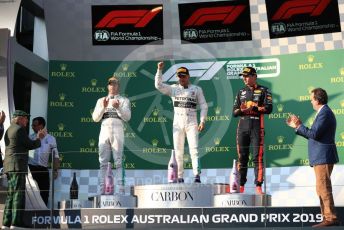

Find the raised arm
[[155, 61, 172, 96]]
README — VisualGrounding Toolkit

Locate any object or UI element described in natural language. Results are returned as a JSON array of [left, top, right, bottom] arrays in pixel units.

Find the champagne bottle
[[167, 150, 178, 183], [229, 159, 239, 193], [70, 172, 79, 199], [104, 162, 114, 195]]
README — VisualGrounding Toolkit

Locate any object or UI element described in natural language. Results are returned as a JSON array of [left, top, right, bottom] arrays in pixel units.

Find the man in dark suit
[[0, 111, 5, 169], [287, 88, 339, 227], [2, 110, 45, 229]]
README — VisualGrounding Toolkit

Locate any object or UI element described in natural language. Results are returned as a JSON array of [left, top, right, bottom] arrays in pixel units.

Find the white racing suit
[[155, 69, 208, 178], [92, 95, 131, 194]]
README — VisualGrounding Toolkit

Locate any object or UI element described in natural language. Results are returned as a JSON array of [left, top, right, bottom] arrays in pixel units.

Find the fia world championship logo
[[179, 0, 252, 43], [92, 5, 163, 45], [266, 0, 341, 38]]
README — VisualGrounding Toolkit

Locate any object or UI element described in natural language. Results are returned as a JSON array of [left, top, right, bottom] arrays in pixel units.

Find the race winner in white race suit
[[155, 62, 208, 182], [92, 77, 131, 194]]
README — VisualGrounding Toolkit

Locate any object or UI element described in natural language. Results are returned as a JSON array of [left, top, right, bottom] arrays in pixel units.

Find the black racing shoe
[[177, 178, 184, 183], [194, 175, 201, 183]]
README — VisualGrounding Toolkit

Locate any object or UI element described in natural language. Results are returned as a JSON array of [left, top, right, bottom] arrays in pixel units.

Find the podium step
[[134, 183, 214, 208]]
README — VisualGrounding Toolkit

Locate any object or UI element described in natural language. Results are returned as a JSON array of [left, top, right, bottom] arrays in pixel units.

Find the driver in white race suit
[[92, 76, 131, 194], [155, 62, 208, 183]]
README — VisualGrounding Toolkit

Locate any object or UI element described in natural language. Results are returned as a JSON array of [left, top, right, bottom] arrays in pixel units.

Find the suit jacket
[[3, 122, 41, 173], [0, 124, 4, 140], [0, 124, 3, 168], [296, 104, 339, 166]]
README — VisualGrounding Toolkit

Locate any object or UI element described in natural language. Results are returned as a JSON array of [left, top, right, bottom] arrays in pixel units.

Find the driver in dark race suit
[[233, 67, 272, 195], [155, 62, 208, 183]]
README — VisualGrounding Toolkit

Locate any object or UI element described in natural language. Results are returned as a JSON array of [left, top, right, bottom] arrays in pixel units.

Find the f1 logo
[[95, 6, 162, 28], [163, 62, 227, 82], [184, 5, 246, 26], [272, 0, 331, 20]]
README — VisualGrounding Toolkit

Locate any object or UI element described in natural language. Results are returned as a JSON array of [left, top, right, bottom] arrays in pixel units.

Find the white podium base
[[89, 194, 137, 208], [214, 193, 271, 207], [134, 183, 213, 208], [58, 199, 92, 209]]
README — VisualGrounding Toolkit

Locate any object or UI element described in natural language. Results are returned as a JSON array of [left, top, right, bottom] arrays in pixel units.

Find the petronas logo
[[214, 106, 221, 115], [57, 123, 64, 131], [153, 107, 159, 116], [214, 138, 221, 146], [307, 86, 315, 94], [340, 68, 344, 76], [121, 64, 129, 71], [91, 79, 97, 87], [307, 55, 314, 63], [89, 139, 96, 147], [59, 93, 66, 101], [60, 64, 67, 71], [277, 136, 284, 144], [152, 139, 158, 147], [277, 104, 284, 112]]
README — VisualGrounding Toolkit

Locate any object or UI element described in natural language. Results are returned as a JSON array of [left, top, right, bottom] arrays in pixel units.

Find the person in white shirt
[[155, 62, 208, 183], [92, 76, 131, 194], [28, 117, 60, 205]]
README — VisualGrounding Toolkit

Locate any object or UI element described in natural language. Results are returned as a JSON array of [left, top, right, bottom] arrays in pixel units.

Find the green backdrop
[[48, 49, 344, 169]]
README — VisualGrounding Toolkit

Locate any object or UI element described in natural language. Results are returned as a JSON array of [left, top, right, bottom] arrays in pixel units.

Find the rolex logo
[[152, 139, 158, 147], [59, 154, 64, 161], [153, 107, 159, 116], [121, 64, 129, 71], [340, 100, 344, 108], [307, 86, 315, 94], [60, 64, 67, 71], [89, 139, 96, 147], [59, 93, 66, 101], [91, 79, 97, 87], [123, 123, 127, 132], [307, 55, 314, 63], [214, 106, 221, 115], [89, 109, 94, 115], [277, 104, 284, 112], [214, 138, 221, 146], [340, 68, 344, 76], [341, 132, 344, 140], [277, 136, 284, 144], [308, 117, 314, 126], [57, 123, 65, 131]]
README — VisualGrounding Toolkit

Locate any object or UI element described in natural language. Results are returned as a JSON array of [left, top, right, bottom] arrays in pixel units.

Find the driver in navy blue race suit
[[233, 67, 272, 195]]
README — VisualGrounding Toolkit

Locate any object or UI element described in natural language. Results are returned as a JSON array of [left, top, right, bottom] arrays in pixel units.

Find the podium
[[58, 184, 271, 209], [214, 193, 271, 207], [58, 199, 92, 209], [89, 194, 137, 208], [134, 183, 212, 208]]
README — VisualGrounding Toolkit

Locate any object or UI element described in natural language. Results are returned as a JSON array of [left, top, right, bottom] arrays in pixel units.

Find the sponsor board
[[92, 5, 163, 45], [179, 0, 251, 43], [266, 0, 341, 38]]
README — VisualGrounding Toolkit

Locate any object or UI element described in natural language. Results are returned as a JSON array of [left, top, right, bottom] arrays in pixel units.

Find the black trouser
[[236, 117, 265, 186], [28, 164, 50, 205]]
